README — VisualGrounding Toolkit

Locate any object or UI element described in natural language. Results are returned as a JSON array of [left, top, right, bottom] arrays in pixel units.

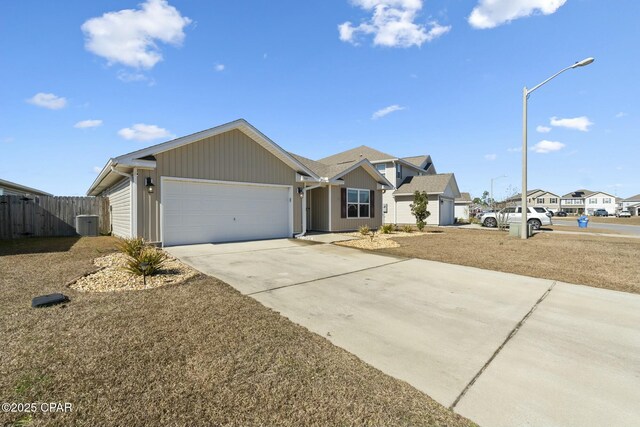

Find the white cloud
[[82, 0, 191, 69], [93, 166, 103, 174], [118, 123, 174, 141], [74, 119, 103, 129], [27, 92, 67, 110], [484, 153, 497, 161], [615, 112, 627, 118], [550, 116, 593, 132], [372, 104, 405, 119], [531, 140, 565, 154], [468, 0, 567, 29], [214, 63, 225, 72], [536, 125, 551, 133], [339, 0, 451, 48]]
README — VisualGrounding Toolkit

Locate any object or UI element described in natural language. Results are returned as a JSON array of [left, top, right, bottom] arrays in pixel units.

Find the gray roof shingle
[[393, 173, 455, 195], [456, 192, 472, 202], [318, 145, 398, 165]]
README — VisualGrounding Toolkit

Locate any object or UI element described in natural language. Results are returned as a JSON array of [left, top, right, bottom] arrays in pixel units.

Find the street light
[[491, 175, 507, 212], [521, 57, 594, 239]]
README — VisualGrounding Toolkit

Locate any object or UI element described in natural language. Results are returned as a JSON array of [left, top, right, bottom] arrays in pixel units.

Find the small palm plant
[[116, 238, 167, 277]]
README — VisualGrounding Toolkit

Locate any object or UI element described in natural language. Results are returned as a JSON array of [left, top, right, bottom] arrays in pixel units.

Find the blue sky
[[1, 0, 638, 199]]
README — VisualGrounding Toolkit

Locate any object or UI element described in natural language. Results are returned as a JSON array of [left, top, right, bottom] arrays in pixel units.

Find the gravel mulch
[[70, 252, 197, 292], [336, 230, 433, 250]]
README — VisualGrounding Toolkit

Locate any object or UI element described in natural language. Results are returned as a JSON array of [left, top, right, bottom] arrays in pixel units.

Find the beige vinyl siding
[[106, 177, 132, 238], [135, 129, 301, 242], [0, 187, 22, 196], [396, 194, 440, 226], [330, 167, 382, 232], [309, 186, 329, 231]]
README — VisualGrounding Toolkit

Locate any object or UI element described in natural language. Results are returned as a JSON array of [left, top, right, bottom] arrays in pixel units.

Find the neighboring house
[[88, 119, 393, 246], [0, 178, 52, 197], [392, 174, 460, 226], [317, 145, 459, 225], [454, 192, 472, 221], [506, 189, 561, 212], [621, 194, 640, 216], [561, 189, 617, 215]]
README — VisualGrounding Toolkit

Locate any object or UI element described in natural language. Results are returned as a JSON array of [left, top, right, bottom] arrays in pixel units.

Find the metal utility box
[[509, 222, 533, 237], [75, 214, 99, 236]]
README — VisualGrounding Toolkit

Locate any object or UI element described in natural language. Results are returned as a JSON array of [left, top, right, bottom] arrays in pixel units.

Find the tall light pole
[[491, 174, 507, 211], [521, 57, 594, 239]]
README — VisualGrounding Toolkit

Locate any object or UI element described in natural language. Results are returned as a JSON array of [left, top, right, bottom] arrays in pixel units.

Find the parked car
[[479, 206, 552, 230], [593, 209, 609, 217], [555, 211, 568, 217], [616, 209, 631, 218]]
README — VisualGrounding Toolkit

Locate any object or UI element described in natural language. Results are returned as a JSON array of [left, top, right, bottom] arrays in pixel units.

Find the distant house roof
[[561, 189, 595, 199], [0, 178, 52, 196], [455, 192, 472, 203], [288, 152, 393, 187], [506, 189, 545, 201], [318, 145, 397, 165], [624, 193, 640, 202], [401, 155, 428, 167], [393, 173, 460, 197]]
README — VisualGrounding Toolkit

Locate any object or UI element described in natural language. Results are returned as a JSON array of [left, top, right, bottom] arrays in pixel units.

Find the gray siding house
[[88, 119, 393, 246], [0, 178, 52, 197]]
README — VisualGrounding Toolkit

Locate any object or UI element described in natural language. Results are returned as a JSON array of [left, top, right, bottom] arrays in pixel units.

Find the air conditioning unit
[[75, 215, 99, 236]]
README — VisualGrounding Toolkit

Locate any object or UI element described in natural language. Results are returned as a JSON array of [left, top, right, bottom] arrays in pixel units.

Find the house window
[[396, 163, 402, 179], [589, 198, 598, 204], [603, 197, 611, 203], [347, 188, 370, 218], [375, 164, 386, 176], [537, 198, 545, 203], [550, 198, 558, 204]]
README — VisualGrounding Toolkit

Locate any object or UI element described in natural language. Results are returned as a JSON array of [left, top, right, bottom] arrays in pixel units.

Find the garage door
[[162, 178, 292, 246], [440, 198, 454, 225]]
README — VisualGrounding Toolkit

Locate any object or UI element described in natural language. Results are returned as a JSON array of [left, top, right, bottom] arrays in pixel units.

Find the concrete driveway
[[167, 239, 640, 427]]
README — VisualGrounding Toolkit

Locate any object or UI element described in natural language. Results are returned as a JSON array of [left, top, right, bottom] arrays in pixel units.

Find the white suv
[[616, 209, 631, 218], [480, 206, 552, 230]]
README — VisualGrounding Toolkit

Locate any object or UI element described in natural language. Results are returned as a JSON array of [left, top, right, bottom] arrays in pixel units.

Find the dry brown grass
[[0, 237, 472, 427], [375, 228, 640, 295]]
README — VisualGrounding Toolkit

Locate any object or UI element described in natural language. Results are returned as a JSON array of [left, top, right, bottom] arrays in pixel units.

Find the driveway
[[166, 239, 640, 427]]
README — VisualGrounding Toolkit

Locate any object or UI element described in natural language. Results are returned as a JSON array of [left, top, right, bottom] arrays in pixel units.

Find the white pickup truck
[[480, 206, 552, 230]]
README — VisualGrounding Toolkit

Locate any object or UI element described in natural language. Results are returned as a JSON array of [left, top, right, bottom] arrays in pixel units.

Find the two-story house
[[621, 194, 640, 216], [318, 146, 460, 225], [561, 189, 617, 215], [506, 189, 561, 212]]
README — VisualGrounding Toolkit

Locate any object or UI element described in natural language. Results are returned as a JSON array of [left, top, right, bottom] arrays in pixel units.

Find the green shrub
[[410, 191, 431, 231], [379, 224, 394, 234], [115, 237, 146, 258], [359, 225, 371, 236], [401, 224, 413, 233], [123, 247, 168, 276]]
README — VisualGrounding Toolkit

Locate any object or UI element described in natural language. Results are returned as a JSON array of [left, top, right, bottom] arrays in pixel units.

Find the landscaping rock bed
[[336, 230, 431, 250], [70, 252, 198, 292]]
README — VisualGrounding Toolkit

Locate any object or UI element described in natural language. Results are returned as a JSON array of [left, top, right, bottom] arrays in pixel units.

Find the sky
[[1, 0, 638, 199]]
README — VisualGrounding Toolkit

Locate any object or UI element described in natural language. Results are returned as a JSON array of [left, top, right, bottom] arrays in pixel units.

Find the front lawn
[[359, 228, 640, 295], [0, 237, 471, 427]]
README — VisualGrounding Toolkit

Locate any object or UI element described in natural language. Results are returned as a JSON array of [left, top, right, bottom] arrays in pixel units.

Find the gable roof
[[624, 193, 640, 202], [393, 173, 460, 197], [561, 189, 595, 199], [288, 152, 392, 187], [88, 119, 320, 196], [401, 155, 428, 167], [456, 192, 472, 203], [318, 145, 397, 165], [506, 189, 546, 201], [0, 178, 52, 196]]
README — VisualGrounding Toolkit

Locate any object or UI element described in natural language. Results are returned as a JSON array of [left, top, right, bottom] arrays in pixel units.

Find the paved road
[[167, 239, 640, 427], [553, 219, 640, 236]]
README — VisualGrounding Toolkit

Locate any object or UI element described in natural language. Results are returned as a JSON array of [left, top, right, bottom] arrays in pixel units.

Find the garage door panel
[[162, 179, 291, 246]]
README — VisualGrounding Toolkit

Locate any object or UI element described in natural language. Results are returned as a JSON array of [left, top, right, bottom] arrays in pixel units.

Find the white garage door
[[162, 178, 292, 246], [440, 198, 454, 225]]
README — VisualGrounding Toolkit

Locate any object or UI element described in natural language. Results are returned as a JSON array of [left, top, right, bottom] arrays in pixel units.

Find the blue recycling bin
[[577, 215, 589, 228]]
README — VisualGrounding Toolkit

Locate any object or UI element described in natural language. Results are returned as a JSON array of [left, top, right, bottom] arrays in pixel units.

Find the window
[[533, 207, 547, 213], [550, 198, 558, 204], [503, 207, 516, 214], [347, 188, 370, 218], [396, 163, 402, 179], [589, 198, 598, 204], [603, 197, 611, 203], [375, 164, 386, 176], [537, 198, 545, 203]]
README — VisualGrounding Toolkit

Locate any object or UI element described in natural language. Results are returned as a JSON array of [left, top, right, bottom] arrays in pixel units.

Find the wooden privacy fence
[[0, 195, 110, 239]]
